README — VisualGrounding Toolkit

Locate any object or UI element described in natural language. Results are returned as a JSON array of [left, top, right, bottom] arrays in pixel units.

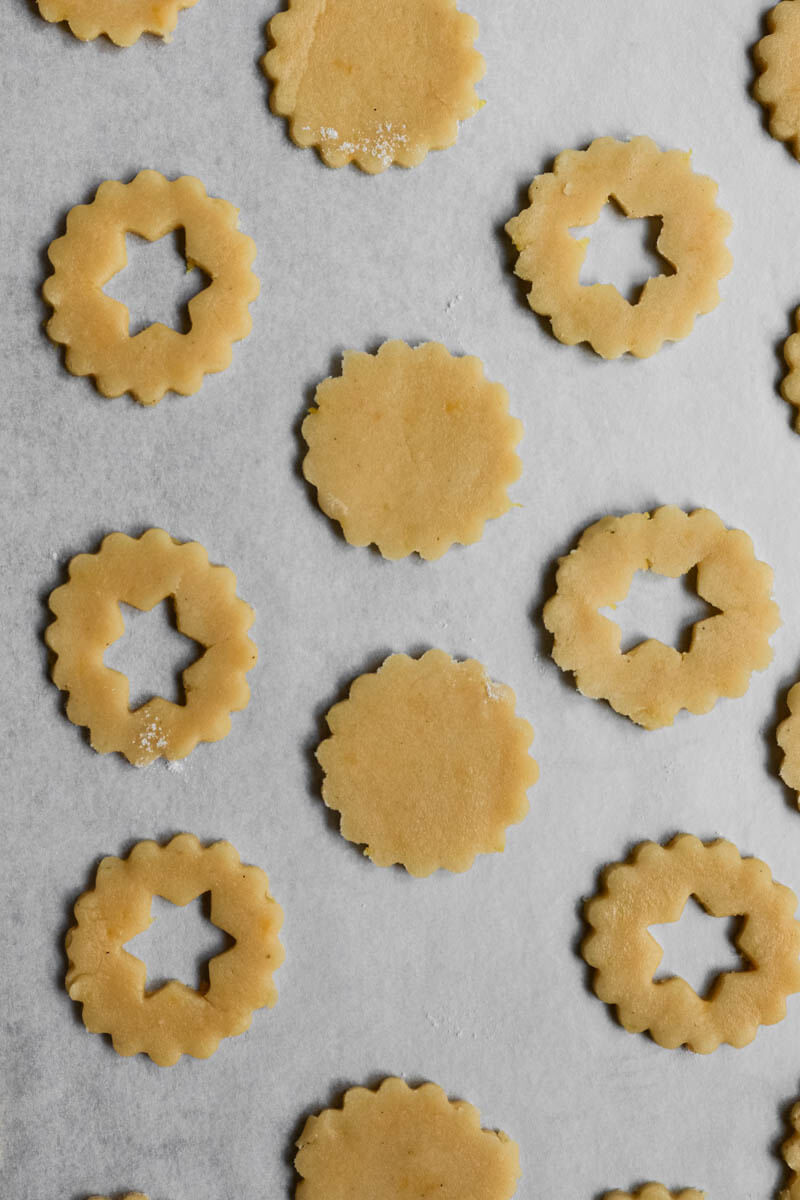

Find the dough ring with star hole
[[262, 0, 485, 174], [65, 833, 284, 1066], [542, 506, 779, 729], [754, 3, 800, 160], [35, 0, 197, 45], [582, 835, 800, 1054], [294, 1077, 521, 1200], [315, 649, 538, 877], [43, 170, 259, 405], [45, 528, 257, 766], [602, 1189, 704, 1200], [301, 341, 523, 560], [780, 1099, 800, 1198], [504, 137, 732, 358]]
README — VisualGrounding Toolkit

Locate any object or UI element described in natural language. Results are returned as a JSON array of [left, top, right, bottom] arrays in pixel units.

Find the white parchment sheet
[[4, 2, 800, 1197]]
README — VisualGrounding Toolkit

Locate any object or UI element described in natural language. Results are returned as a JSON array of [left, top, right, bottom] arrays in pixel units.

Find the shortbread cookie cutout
[[295, 1077, 520, 1200], [781, 1101, 800, 1198], [45, 529, 257, 766], [262, 0, 485, 173], [316, 649, 537, 876], [543, 506, 779, 729], [66, 834, 284, 1066], [505, 137, 732, 358], [776, 681, 800, 798], [302, 341, 522, 560], [43, 171, 259, 405], [35, 0, 196, 44], [603, 1189, 703, 1200], [583, 835, 800, 1054], [754, 3, 800, 160]]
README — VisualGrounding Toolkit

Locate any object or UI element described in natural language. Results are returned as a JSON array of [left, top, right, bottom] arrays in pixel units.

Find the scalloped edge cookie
[[754, 3, 800, 160], [35, 0, 197, 44]]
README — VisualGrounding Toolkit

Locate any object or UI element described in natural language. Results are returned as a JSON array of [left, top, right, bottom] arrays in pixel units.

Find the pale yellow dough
[[36, 0, 196, 44], [780, 313, 800, 430], [583, 835, 800, 1054], [262, 0, 485, 173], [46, 529, 257, 766], [316, 649, 537, 876], [43, 171, 259, 405], [302, 341, 522, 560], [505, 137, 732, 358], [776, 681, 800, 798], [295, 1077, 520, 1200], [603, 1189, 703, 1200], [754, 3, 800, 159], [66, 834, 284, 1066], [781, 1102, 800, 1199], [543, 506, 779, 729]]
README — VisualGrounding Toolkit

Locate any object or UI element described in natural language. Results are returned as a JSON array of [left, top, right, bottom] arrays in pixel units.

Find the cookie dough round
[[295, 1077, 520, 1200], [505, 137, 732, 358], [754, 3, 800, 159], [543, 506, 779, 729], [66, 834, 284, 1066], [302, 341, 522, 560], [262, 0, 485, 173], [316, 649, 538, 876], [35, 0, 196, 44], [45, 529, 257, 766], [582, 835, 800, 1054], [43, 170, 259, 405]]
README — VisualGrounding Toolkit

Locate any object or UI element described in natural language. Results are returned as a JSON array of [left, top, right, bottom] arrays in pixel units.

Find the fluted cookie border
[[43, 170, 259, 405], [505, 137, 732, 358], [45, 529, 257, 766], [66, 834, 284, 1066], [754, 3, 800, 161], [35, 0, 197, 45], [582, 835, 800, 1053]]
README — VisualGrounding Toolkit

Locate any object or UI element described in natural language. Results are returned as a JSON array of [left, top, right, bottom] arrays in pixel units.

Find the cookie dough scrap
[[781, 1101, 800, 1199], [45, 529, 257, 766], [316, 649, 537, 876], [505, 137, 732, 358], [754, 3, 800, 159], [43, 170, 259, 405], [603, 1189, 703, 1200], [583, 835, 800, 1054], [35, 0, 196, 44], [543, 506, 779, 729], [66, 834, 284, 1066], [302, 341, 523, 560], [295, 1077, 520, 1200], [262, 0, 485, 173]]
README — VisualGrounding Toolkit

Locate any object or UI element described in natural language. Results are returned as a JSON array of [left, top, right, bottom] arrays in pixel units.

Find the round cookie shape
[[603, 1190, 703, 1200], [543, 506, 779, 729], [295, 1077, 520, 1200], [45, 529, 257, 766], [66, 834, 284, 1066], [582, 835, 800, 1054], [262, 0, 485, 173], [43, 171, 259, 405], [302, 341, 523, 560], [316, 649, 538, 876], [35, 0, 197, 44], [754, 3, 800, 160], [505, 137, 732, 358]]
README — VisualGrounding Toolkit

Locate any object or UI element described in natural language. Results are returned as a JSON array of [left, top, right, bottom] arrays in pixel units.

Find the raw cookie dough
[[316, 649, 538, 876], [780, 315, 800, 430], [262, 0, 485, 173], [582, 835, 800, 1054], [302, 341, 523, 560], [295, 1077, 520, 1200], [35, 0, 196, 44], [603, 1190, 703, 1200], [776, 680, 800, 799], [781, 1101, 800, 1198], [543, 506, 779, 729], [43, 170, 259, 405], [45, 529, 257, 766], [505, 137, 732, 358], [66, 834, 284, 1066], [754, 4, 800, 159]]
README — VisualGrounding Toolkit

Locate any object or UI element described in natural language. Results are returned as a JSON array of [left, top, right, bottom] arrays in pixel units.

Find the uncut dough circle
[[504, 137, 732, 358], [542, 506, 779, 729], [603, 1189, 703, 1200], [754, 3, 800, 160], [582, 835, 800, 1054], [302, 341, 523, 560], [43, 170, 259, 405], [66, 834, 284, 1066], [45, 529, 258, 766], [295, 1077, 520, 1200], [781, 1101, 800, 1199], [262, 0, 485, 173], [35, 0, 196, 44], [316, 649, 538, 876]]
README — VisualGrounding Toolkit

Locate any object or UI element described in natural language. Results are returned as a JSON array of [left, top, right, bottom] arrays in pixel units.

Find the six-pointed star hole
[[103, 599, 202, 710], [571, 198, 675, 304], [103, 229, 211, 335]]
